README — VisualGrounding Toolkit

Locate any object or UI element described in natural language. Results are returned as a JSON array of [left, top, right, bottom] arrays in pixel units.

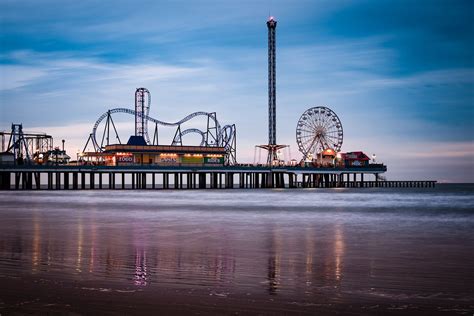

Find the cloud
[[344, 137, 474, 182], [0, 65, 46, 90], [377, 141, 474, 159], [0, 50, 211, 125], [359, 68, 474, 89]]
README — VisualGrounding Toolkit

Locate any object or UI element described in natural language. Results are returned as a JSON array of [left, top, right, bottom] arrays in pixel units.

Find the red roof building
[[340, 151, 370, 167]]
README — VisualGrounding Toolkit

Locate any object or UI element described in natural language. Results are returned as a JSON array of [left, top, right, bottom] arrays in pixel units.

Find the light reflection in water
[[76, 218, 83, 273], [18, 207, 348, 296], [32, 213, 40, 272], [89, 221, 97, 273], [134, 249, 147, 286], [334, 223, 345, 281], [132, 222, 148, 287], [267, 225, 282, 295], [305, 227, 314, 289]]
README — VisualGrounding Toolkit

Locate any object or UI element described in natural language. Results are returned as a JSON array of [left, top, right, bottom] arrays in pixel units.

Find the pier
[[0, 164, 435, 190]]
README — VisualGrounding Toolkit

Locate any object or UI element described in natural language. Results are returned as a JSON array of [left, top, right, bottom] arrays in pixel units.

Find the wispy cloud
[[360, 68, 474, 89], [0, 65, 46, 90]]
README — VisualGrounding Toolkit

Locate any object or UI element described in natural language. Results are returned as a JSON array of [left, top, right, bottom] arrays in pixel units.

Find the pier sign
[[116, 153, 133, 163], [159, 157, 178, 164], [205, 157, 224, 164]]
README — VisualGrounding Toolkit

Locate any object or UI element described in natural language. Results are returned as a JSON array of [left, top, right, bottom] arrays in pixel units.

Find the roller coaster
[[83, 88, 237, 165]]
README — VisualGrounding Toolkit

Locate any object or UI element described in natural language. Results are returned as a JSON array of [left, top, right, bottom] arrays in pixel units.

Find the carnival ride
[[83, 88, 237, 165], [296, 106, 343, 160], [1, 124, 54, 162]]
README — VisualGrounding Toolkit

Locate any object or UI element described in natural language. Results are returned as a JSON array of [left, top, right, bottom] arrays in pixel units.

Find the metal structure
[[84, 89, 237, 165], [267, 16, 278, 164], [296, 106, 343, 160], [257, 16, 288, 165], [1, 124, 54, 163], [267, 16, 277, 151], [135, 88, 151, 143]]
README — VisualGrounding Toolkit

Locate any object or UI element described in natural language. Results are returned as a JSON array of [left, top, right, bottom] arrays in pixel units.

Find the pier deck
[[0, 164, 434, 190]]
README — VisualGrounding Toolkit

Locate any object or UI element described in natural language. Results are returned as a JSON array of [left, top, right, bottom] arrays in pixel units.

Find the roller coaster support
[[6, 124, 31, 163], [224, 124, 237, 165], [152, 122, 159, 145], [100, 110, 121, 149], [172, 125, 183, 146], [206, 112, 219, 146]]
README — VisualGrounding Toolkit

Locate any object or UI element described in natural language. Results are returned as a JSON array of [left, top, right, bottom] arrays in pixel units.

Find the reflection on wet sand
[[334, 223, 344, 281], [134, 249, 147, 286], [32, 213, 40, 272], [16, 211, 352, 296], [89, 220, 97, 273], [76, 218, 83, 273], [264, 223, 347, 296], [267, 225, 281, 295], [0, 188, 472, 315]]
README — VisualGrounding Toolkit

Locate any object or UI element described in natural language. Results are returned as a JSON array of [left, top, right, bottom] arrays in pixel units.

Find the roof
[[104, 144, 226, 155], [341, 151, 370, 161], [127, 136, 147, 146]]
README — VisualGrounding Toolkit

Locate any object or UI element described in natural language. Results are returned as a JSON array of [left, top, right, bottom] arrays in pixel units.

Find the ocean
[[0, 184, 473, 315]]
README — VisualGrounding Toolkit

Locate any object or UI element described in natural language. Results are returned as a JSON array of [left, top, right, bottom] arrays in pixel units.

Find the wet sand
[[0, 187, 473, 315]]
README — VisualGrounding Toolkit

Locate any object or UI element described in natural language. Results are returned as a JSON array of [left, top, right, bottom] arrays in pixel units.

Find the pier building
[[81, 144, 225, 167], [340, 152, 370, 168]]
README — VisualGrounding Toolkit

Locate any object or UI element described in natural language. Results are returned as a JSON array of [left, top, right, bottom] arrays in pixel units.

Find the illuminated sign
[[207, 158, 220, 163], [160, 157, 178, 163], [117, 156, 133, 163], [205, 157, 223, 164], [116, 153, 133, 163]]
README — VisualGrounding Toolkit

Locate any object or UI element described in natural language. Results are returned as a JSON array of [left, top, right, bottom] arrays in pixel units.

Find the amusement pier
[[0, 17, 435, 190]]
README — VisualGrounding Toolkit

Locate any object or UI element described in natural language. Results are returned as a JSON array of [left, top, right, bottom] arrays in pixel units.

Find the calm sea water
[[0, 184, 473, 314]]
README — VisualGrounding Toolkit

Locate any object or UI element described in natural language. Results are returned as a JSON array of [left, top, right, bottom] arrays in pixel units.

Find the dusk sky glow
[[1, 0, 473, 182]]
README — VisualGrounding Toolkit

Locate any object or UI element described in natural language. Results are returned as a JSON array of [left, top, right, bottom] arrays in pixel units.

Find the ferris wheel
[[296, 106, 343, 159]]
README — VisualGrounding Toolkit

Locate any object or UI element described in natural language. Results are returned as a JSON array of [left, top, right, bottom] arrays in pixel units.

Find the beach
[[0, 185, 473, 315]]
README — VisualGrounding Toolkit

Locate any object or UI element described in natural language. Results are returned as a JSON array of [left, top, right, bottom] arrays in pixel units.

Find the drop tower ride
[[258, 16, 287, 165], [267, 16, 277, 162]]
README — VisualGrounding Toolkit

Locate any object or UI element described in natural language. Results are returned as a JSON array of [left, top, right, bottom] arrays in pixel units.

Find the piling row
[[0, 170, 436, 190]]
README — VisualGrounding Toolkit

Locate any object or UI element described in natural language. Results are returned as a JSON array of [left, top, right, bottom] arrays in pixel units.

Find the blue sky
[[1, 0, 473, 181]]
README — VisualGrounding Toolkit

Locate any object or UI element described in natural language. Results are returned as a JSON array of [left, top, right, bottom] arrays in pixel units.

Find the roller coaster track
[[172, 128, 206, 146], [91, 108, 235, 153]]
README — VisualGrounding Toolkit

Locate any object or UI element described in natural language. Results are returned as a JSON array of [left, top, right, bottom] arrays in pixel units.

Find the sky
[[0, 0, 473, 182]]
